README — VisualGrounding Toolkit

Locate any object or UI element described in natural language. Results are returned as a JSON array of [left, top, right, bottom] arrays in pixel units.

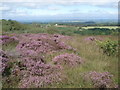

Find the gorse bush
[[96, 40, 119, 56]]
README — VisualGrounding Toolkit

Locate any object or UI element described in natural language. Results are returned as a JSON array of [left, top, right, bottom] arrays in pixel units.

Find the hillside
[[0, 20, 119, 88]]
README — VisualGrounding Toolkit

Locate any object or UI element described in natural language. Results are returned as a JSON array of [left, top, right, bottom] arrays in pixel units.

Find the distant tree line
[[74, 28, 119, 35]]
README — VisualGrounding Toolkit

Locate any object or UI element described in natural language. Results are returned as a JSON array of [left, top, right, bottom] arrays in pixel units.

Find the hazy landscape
[[0, 0, 119, 88]]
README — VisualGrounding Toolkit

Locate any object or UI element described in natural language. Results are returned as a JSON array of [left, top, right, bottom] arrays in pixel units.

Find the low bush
[[96, 40, 119, 56]]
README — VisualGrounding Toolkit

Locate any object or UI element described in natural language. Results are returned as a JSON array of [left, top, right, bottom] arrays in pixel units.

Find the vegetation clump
[[52, 53, 83, 67], [96, 40, 119, 56], [0, 50, 10, 74], [16, 34, 73, 56], [84, 71, 118, 88], [18, 56, 64, 88], [0, 35, 19, 45]]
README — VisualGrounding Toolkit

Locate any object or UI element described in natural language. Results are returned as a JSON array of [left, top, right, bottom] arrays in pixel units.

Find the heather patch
[[84, 71, 117, 88], [16, 34, 73, 56], [18, 56, 65, 88], [0, 35, 19, 45], [1, 34, 74, 88], [19, 73, 63, 88], [1, 55, 65, 88], [52, 53, 83, 67], [0, 50, 10, 74]]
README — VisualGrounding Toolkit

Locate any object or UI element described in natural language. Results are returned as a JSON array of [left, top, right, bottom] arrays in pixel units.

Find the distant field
[[82, 26, 118, 29], [55, 25, 118, 29]]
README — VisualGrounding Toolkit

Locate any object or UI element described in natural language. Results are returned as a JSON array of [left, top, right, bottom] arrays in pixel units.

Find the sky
[[0, 0, 119, 22]]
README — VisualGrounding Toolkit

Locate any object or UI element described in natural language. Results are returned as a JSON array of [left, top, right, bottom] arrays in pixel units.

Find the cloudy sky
[[0, 0, 119, 21]]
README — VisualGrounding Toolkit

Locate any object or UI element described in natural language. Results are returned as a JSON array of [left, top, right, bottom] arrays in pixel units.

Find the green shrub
[[111, 28, 119, 35], [96, 40, 119, 56]]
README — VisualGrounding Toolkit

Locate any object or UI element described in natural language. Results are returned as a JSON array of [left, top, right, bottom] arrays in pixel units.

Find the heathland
[[0, 19, 119, 88]]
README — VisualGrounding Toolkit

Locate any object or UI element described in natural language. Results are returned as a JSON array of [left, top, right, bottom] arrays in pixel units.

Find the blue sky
[[0, 0, 118, 21]]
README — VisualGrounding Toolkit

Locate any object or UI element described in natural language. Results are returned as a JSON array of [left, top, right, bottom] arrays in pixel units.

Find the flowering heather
[[18, 56, 64, 88], [52, 53, 83, 66], [0, 35, 19, 45], [0, 50, 9, 73], [19, 72, 63, 88], [16, 34, 73, 56], [1, 34, 72, 88], [84, 71, 117, 88]]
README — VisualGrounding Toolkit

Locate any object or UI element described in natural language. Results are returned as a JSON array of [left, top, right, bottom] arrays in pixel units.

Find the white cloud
[[10, 9, 28, 16], [1, 0, 118, 20], [1, 0, 118, 9], [22, 3, 37, 7], [2, 0, 119, 3], [47, 6, 61, 11], [0, 5, 11, 11]]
